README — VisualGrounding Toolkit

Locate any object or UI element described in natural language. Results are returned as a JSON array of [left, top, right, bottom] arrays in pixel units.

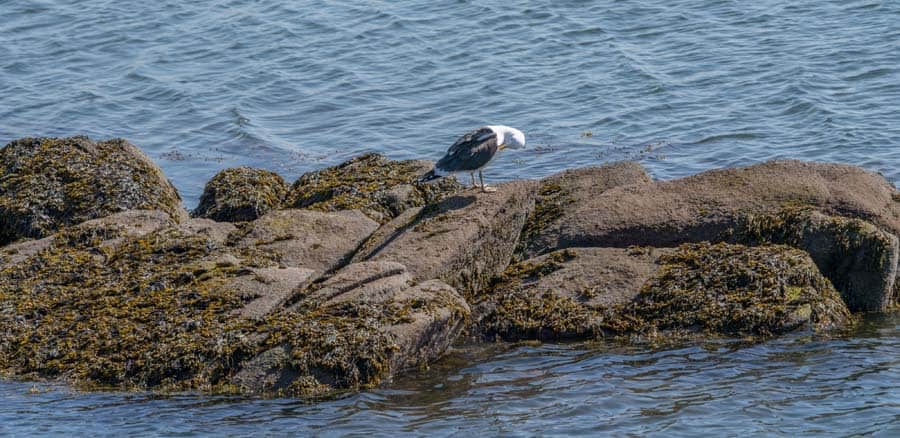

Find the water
[[1, 0, 899, 434], [1, 312, 897, 436]]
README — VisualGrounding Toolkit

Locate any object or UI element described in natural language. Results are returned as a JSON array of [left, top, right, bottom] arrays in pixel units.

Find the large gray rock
[[520, 160, 900, 256], [353, 181, 539, 298], [0, 136, 187, 245], [517, 161, 654, 257], [474, 244, 852, 341], [231, 209, 379, 274]]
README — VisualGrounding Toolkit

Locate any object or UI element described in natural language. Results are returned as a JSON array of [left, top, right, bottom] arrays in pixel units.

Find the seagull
[[419, 125, 526, 192]]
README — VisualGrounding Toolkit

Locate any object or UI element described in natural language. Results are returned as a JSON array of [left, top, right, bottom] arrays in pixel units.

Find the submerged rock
[[193, 167, 288, 222], [474, 243, 851, 341], [0, 136, 186, 245], [285, 153, 462, 223]]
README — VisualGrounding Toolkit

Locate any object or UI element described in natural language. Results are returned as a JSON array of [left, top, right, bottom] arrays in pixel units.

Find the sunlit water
[[2, 0, 899, 435]]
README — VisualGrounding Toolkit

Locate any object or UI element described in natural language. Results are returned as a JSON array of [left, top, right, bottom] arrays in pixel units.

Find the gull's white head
[[488, 125, 526, 150]]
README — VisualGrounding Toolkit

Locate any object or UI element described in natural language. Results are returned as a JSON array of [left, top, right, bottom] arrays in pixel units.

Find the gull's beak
[[498, 143, 507, 150]]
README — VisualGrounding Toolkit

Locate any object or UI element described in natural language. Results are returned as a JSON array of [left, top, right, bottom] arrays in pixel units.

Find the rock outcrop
[[1, 139, 897, 400], [520, 160, 900, 255], [0, 209, 468, 397], [0, 137, 187, 245], [193, 167, 288, 222]]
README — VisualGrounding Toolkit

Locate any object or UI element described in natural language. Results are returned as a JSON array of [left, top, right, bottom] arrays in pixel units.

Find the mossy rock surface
[[0, 212, 467, 397], [730, 209, 898, 311], [0, 136, 186, 245], [473, 244, 851, 341], [285, 153, 462, 223], [629, 242, 852, 336], [193, 167, 288, 222]]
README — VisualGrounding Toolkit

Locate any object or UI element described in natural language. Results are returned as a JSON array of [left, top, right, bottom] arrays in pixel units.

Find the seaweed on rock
[[193, 167, 288, 222], [628, 242, 852, 336], [285, 153, 462, 223], [0, 136, 185, 245]]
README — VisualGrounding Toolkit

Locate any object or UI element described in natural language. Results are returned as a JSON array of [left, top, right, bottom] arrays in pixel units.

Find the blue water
[[2, 0, 899, 435]]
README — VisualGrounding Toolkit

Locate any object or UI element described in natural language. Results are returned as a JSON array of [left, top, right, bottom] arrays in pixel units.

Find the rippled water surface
[[1, 312, 898, 436], [2, 0, 900, 435]]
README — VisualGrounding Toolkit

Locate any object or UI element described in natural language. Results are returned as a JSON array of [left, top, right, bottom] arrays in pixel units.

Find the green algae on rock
[[284, 153, 462, 223], [629, 242, 852, 336], [0, 136, 186, 245], [193, 167, 289, 222]]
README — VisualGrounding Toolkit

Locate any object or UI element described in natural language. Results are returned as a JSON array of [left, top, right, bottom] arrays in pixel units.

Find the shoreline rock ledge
[[1, 136, 897, 398]]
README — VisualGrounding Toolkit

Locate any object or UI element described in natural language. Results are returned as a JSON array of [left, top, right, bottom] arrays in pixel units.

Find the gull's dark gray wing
[[435, 127, 498, 172]]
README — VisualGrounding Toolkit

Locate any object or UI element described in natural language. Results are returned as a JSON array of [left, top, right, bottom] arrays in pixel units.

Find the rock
[[471, 247, 666, 341], [231, 261, 469, 396], [516, 162, 654, 257], [175, 217, 237, 246], [230, 209, 379, 274], [731, 210, 898, 311], [474, 244, 851, 341], [193, 167, 288, 222], [353, 181, 539, 298], [224, 267, 316, 320], [629, 243, 852, 336], [285, 153, 462, 223], [519, 159, 900, 257], [0, 210, 174, 267], [0, 220, 265, 392], [0, 136, 186, 245]]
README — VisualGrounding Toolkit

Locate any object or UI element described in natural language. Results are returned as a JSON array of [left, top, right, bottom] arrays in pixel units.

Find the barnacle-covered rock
[[730, 209, 898, 311], [629, 242, 852, 336], [285, 153, 462, 223], [193, 167, 288, 222], [0, 136, 186, 245]]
